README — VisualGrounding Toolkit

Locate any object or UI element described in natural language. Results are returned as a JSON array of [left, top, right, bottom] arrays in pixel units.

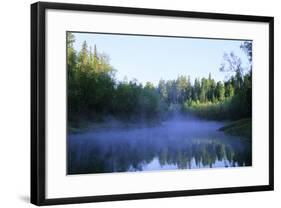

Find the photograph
[[30, 2, 274, 205], [66, 32, 253, 175]]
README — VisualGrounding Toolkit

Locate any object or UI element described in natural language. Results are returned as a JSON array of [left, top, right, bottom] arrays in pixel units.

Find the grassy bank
[[182, 98, 252, 139], [219, 118, 251, 140]]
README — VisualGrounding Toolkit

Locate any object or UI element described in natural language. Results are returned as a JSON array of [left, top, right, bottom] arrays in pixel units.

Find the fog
[[68, 116, 252, 174]]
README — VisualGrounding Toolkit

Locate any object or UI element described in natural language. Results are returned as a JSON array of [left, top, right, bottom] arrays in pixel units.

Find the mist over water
[[67, 116, 252, 174]]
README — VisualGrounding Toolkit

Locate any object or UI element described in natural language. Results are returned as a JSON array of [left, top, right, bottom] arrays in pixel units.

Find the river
[[67, 116, 252, 174]]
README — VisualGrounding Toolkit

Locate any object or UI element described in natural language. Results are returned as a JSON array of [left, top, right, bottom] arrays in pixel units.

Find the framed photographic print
[[31, 1, 274, 206]]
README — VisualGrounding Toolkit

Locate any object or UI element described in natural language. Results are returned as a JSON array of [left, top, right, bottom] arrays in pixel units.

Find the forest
[[67, 32, 252, 138]]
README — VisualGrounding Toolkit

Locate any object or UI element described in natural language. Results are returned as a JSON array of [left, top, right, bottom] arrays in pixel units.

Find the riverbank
[[219, 118, 251, 140], [69, 116, 252, 141], [68, 118, 162, 134]]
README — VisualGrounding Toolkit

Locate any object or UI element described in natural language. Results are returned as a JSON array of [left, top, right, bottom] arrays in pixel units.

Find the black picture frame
[[31, 1, 274, 206]]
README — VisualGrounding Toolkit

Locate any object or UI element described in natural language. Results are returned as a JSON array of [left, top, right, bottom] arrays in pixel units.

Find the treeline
[[67, 33, 165, 125], [67, 32, 252, 125], [182, 43, 252, 120], [156, 68, 251, 120]]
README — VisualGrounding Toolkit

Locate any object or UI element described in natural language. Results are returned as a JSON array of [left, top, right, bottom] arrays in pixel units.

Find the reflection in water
[[67, 118, 252, 174]]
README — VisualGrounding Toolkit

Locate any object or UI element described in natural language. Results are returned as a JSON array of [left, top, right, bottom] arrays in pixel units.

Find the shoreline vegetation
[[67, 33, 252, 139], [219, 118, 252, 140]]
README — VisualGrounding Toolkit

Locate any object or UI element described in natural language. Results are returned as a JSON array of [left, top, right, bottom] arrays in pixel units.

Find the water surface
[[67, 117, 252, 174]]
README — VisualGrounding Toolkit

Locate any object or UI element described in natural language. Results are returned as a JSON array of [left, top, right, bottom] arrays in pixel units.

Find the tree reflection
[[68, 135, 252, 174]]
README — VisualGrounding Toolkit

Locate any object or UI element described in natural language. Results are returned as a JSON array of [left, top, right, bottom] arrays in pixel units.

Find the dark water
[[67, 117, 252, 174]]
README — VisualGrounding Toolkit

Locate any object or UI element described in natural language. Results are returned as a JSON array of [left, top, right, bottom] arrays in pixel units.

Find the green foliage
[[67, 32, 252, 126], [182, 91, 250, 120], [219, 118, 252, 139], [67, 32, 164, 124], [112, 81, 164, 121], [183, 41, 252, 121]]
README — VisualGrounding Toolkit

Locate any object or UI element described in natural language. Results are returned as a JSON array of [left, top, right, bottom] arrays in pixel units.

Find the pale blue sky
[[71, 32, 250, 85]]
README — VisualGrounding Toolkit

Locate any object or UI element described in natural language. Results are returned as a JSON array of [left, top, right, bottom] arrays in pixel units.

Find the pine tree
[[78, 41, 89, 70]]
